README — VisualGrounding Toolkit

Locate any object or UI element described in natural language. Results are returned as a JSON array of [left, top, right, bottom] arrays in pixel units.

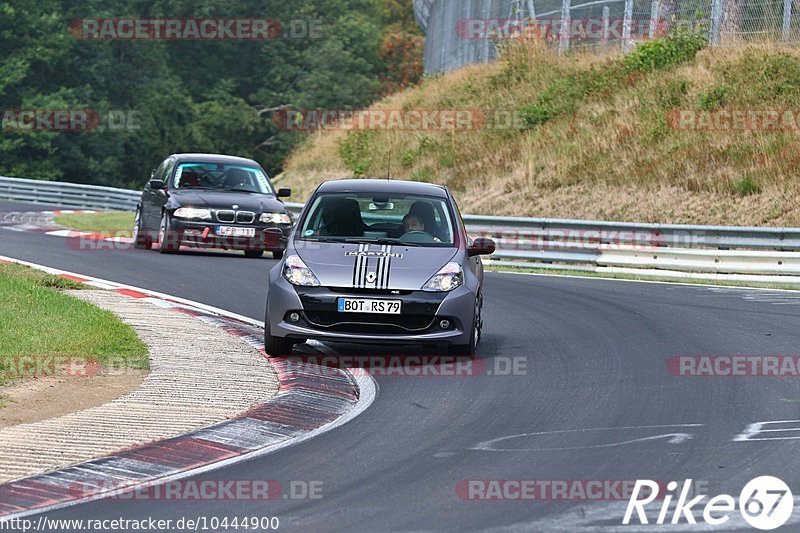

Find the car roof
[[316, 179, 449, 198], [169, 153, 262, 167]]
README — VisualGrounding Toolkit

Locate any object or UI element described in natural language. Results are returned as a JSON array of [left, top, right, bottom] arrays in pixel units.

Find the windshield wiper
[[301, 236, 423, 246], [347, 237, 423, 247]]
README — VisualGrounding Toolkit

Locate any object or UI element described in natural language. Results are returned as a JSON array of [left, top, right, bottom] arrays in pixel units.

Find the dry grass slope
[[280, 39, 800, 226]]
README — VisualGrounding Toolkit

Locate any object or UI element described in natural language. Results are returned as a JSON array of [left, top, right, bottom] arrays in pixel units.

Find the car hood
[[169, 190, 286, 213], [295, 242, 458, 291]]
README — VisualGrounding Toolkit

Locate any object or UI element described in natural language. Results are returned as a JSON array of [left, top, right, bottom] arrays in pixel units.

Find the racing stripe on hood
[[352, 244, 366, 288], [374, 245, 386, 290], [351, 244, 394, 289], [376, 246, 392, 289]]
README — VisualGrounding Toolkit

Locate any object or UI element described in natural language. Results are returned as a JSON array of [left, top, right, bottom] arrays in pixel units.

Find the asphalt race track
[[3, 200, 800, 531]]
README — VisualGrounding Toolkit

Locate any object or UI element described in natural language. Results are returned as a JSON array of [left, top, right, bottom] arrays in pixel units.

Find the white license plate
[[216, 226, 255, 237], [338, 298, 402, 314]]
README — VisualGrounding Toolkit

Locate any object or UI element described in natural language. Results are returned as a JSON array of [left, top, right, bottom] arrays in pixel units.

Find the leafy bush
[[518, 78, 582, 129], [698, 86, 729, 110], [624, 33, 706, 73], [339, 131, 375, 176]]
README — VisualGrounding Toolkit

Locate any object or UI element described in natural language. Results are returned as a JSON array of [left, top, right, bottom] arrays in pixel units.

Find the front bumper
[[267, 276, 476, 346], [170, 219, 292, 251]]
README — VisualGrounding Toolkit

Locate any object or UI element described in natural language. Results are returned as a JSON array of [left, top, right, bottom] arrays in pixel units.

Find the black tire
[[244, 250, 264, 258], [158, 212, 181, 254], [264, 318, 295, 356], [272, 250, 284, 260], [447, 292, 481, 356], [448, 333, 475, 357], [132, 208, 152, 250]]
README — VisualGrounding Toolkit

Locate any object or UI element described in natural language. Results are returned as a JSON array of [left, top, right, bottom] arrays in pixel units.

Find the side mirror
[[149, 179, 166, 190], [277, 187, 292, 198], [468, 237, 496, 257]]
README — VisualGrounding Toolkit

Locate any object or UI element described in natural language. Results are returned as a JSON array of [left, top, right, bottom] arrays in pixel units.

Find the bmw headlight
[[260, 212, 292, 224], [283, 255, 321, 287], [173, 207, 212, 220], [422, 262, 463, 292]]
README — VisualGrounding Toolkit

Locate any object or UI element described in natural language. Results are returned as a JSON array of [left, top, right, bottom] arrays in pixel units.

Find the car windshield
[[298, 192, 456, 247], [172, 162, 274, 194]]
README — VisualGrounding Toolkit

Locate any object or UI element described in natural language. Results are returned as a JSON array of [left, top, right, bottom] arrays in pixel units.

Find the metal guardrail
[[4, 176, 800, 281], [0, 176, 140, 211]]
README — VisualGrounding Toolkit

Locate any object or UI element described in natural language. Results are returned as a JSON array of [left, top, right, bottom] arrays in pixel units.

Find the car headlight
[[283, 255, 321, 287], [173, 207, 212, 220], [260, 212, 292, 224], [422, 262, 463, 292]]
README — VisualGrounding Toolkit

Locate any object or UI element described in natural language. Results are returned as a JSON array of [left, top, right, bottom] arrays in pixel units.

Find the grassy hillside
[[279, 37, 800, 226]]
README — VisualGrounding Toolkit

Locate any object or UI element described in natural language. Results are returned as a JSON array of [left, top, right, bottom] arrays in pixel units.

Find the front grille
[[216, 210, 235, 223], [303, 311, 436, 333], [328, 287, 413, 296], [236, 211, 255, 224]]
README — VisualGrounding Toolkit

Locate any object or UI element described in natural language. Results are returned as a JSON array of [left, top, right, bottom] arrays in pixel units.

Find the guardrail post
[[559, 0, 571, 54]]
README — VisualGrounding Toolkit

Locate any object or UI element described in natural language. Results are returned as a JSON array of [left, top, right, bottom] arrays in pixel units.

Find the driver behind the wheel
[[403, 213, 424, 233]]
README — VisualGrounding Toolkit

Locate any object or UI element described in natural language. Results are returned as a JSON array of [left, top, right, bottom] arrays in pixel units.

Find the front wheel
[[448, 293, 481, 356], [264, 319, 295, 356], [132, 208, 152, 250], [158, 213, 181, 254], [272, 250, 284, 260]]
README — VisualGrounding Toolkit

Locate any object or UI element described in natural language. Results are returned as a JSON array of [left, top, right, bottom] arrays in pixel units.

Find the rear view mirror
[[277, 188, 292, 198], [149, 179, 166, 190], [468, 237, 496, 257]]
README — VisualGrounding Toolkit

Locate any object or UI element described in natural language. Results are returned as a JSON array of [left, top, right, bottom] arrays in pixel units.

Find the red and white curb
[[0, 210, 134, 245], [0, 255, 377, 520]]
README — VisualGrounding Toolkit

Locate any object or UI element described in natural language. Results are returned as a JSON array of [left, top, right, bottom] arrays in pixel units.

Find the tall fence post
[[526, 0, 537, 19], [622, 0, 634, 51], [559, 0, 571, 54], [709, 0, 723, 45], [649, 0, 660, 38], [602, 6, 611, 43], [784, 0, 793, 41]]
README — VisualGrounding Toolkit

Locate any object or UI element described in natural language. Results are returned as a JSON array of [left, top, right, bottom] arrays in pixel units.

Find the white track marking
[[471, 425, 704, 452]]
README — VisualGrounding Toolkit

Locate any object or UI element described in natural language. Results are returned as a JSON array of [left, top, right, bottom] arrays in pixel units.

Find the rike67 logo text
[[624, 476, 793, 530]]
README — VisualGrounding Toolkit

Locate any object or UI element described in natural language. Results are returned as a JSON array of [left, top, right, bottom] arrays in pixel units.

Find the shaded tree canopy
[[0, 0, 422, 188]]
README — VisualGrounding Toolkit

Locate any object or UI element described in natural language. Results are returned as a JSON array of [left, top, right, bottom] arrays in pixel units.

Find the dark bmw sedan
[[132, 153, 293, 258]]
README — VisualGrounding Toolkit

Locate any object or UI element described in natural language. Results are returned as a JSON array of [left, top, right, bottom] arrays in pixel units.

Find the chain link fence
[[414, 0, 799, 73]]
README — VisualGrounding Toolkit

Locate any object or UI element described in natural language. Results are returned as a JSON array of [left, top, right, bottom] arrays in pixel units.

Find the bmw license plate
[[338, 298, 401, 314], [217, 226, 255, 237]]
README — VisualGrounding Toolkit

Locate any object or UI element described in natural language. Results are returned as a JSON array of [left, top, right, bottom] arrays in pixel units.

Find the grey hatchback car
[[265, 179, 495, 356]]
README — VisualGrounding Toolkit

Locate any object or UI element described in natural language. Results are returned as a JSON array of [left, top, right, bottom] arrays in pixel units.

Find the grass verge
[[0, 263, 149, 388], [280, 38, 800, 226], [54, 211, 135, 237]]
